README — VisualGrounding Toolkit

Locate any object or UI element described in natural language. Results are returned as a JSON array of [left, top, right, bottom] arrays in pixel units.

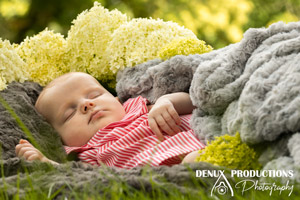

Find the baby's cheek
[[60, 126, 82, 146]]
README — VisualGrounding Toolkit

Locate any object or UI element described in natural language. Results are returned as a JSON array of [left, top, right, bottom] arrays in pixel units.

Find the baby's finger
[[162, 112, 181, 135], [17, 146, 35, 158], [167, 107, 181, 126], [23, 150, 37, 160], [17, 143, 32, 149], [149, 118, 164, 141], [15, 143, 33, 156], [155, 115, 175, 136], [16, 146, 29, 157], [15, 144, 25, 156], [27, 153, 40, 161], [15, 144, 22, 155], [17, 140, 34, 150], [19, 139, 29, 144]]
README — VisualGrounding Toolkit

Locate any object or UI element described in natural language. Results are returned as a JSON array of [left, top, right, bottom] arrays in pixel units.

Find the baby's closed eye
[[64, 108, 76, 122], [87, 91, 102, 99]]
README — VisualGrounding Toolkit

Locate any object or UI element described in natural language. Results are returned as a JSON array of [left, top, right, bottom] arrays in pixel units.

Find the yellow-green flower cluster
[[17, 29, 68, 86], [196, 132, 261, 170], [65, 1, 128, 85], [107, 18, 197, 73], [0, 39, 28, 90], [1, 2, 210, 89], [158, 37, 213, 60]]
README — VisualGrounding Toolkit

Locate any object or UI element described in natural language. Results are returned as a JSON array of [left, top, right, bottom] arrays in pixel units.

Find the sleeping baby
[[15, 72, 204, 168]]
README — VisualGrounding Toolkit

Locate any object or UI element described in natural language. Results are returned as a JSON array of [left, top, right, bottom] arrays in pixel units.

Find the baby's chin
[[61, 131, 95, 147], [96, 115, 125, 129]]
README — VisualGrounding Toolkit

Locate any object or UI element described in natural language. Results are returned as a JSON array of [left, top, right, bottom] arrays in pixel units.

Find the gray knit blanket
[[1, 21, 300, 198], [116, 21, 300, 182]]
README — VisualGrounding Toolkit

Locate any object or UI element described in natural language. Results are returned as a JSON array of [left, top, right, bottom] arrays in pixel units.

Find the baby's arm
[[148, 92, 196, 141], [15, 139, 59, 165]]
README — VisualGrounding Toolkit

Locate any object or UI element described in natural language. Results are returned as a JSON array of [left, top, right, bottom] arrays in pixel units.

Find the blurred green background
[[0, 0, 299, 49]]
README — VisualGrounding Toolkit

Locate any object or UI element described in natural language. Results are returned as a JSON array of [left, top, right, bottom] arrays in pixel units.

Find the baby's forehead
[[49, 72, 96, 86], [42, 74, 96, 98], [35, 73, 99, 115]]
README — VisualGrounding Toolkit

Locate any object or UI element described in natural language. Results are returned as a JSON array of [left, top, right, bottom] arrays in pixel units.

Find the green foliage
[[245, 0, 300, 30], [153, 0, 254, 49], [158, 37, 213, 60], [1, 163, 299, 199], [0, 0, 96, 43], [196, 132, 261, 170], [1, 0, 300, 48]]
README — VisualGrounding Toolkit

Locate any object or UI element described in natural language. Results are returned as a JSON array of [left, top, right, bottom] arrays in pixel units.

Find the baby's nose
[[82, 101, 95, 112]]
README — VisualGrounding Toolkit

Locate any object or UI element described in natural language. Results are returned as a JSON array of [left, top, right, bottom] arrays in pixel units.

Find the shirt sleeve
[[123, 96, 149, 115]]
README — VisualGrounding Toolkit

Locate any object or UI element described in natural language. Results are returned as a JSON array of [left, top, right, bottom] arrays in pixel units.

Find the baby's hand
[[15, 139, 48, 162], [148, 97, 181, 141]]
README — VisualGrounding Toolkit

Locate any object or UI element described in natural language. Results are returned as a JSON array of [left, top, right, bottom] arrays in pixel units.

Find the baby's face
[[35, 72, 126, 147]]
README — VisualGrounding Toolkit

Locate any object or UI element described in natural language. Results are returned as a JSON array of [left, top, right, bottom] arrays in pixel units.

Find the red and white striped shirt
[[64, 96, 205, 169]]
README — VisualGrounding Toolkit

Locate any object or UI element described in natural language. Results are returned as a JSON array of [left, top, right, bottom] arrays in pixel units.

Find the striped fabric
[[64, 96, 205, 169]]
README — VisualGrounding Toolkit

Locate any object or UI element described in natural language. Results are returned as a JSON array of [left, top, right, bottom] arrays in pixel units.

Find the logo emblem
[[211, 171, 234, 196]]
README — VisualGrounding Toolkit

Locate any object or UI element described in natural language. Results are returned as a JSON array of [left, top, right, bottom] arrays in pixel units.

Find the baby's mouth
[[89, 110, 104, 124]]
